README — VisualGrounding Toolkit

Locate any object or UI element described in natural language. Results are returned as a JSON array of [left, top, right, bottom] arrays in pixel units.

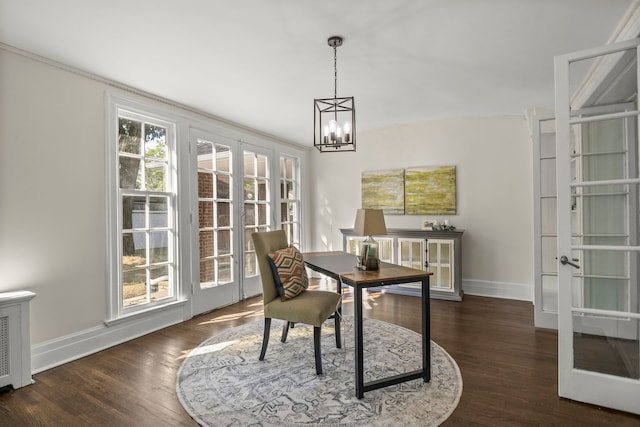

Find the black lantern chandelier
[[314, 36, 356, 152]]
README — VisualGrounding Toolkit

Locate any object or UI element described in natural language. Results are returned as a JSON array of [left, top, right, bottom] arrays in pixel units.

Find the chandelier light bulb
[[343, 121, 351, 142]]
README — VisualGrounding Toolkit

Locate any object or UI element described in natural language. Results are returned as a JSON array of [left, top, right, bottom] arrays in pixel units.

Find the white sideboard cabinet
[[340, 228, 464, 301]]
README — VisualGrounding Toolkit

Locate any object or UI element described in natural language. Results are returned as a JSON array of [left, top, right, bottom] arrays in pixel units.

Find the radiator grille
[[0, 316, 8, 377]]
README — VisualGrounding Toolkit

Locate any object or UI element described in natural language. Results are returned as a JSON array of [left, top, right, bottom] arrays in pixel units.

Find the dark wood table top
[[303, 251, 431, 287]]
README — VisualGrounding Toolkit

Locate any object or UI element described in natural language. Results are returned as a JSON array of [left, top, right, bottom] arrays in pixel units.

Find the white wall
[[0, 49, 109, 342], [308, 117, 534, 300]]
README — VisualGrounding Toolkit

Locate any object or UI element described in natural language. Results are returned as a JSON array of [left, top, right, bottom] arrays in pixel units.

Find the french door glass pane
[[244, 203, 255, 225], [199, 201, 213, 227], [218, 230, 231, 255], [541, 198, 557, 234], [541, 236, 557, 274], [218, 257, 233, 284], [216, 145, 230, 172], [540, 158, 557, 196], [542, 275, 558, 312], [199, 230, 213, 257], [258, 204, 267, 224], [217, 175, 230, 199], [573, 315, 640, 379], [244, 178, 255, 200], [217, 202, 231, 227]]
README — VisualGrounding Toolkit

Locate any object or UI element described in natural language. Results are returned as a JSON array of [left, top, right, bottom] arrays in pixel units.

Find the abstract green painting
[[405, 165, 457, 214], [361, 169, 405, 214]]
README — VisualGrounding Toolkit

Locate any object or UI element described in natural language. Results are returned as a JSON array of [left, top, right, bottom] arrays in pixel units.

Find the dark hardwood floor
[[2, 281, 639, 426]]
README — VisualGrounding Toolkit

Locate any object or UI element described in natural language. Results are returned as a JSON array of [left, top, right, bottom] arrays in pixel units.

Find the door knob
[[560, 255, 580, 269]]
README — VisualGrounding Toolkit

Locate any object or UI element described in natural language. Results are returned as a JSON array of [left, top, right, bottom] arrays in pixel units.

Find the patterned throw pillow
[[267, 246, 309, 301]]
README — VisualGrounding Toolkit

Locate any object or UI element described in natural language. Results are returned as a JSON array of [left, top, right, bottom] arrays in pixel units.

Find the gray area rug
[[176, 317, 462, 426]]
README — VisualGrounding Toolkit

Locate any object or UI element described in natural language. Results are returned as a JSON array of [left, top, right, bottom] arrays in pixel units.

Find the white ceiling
[[0, 0, 635, 146]]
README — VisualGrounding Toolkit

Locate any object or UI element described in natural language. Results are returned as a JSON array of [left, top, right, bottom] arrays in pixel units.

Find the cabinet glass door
[[428, 239, 453, 291], [346, 236, 393, 263], [399, 238, 424, 270]]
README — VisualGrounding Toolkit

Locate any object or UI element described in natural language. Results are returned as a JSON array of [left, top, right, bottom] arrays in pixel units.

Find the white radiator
[[0, 291, 36, 389]]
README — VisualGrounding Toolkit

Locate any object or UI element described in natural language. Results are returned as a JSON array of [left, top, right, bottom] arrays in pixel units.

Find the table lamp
[[353, 208, 387, 270]]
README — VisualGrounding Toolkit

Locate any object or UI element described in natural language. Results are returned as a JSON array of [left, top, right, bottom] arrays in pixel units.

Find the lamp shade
[[353, 209, 387, 237]]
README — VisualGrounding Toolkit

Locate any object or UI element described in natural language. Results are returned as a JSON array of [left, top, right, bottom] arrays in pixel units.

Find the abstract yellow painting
[[361, 169, 405, 214], [405, 166, 457, 215]]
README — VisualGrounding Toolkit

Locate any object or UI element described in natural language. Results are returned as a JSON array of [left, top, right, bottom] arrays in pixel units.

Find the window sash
[[109, 104, 178, 319]]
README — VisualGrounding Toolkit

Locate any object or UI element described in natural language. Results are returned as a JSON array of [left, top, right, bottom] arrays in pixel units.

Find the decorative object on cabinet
[[361, 169, 405, 214], [341, 228, 463, 301], [405, 165, 457, 215], [313, 36, 356, 153], [421, 219, 438, 230], [352, 209, 388, 271]]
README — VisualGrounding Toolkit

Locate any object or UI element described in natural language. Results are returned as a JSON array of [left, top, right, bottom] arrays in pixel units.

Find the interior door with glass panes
[[190, 130, 241, 315], [533, 115, 559, 329], [555, 38, 640, 414], [242, 145, 274, 298]]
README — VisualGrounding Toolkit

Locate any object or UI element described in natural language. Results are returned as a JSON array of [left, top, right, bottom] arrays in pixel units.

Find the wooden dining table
[[303, 251, 432, 399]]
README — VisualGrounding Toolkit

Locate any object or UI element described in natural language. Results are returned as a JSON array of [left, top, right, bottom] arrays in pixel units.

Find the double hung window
[[109, 105, 178, 318]]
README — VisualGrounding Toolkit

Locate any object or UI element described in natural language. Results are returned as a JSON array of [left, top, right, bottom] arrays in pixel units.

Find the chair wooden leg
[[281, 321, 290, 343], [259, 318, 271, 361], [314, 326, 323, 375], [334, 311, 341, 349]]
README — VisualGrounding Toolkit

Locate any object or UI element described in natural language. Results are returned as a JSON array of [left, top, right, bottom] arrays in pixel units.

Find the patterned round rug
[[176, 317, 462, 426]]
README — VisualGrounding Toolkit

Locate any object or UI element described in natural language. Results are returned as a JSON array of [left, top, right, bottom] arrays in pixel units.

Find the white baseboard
[[462, 279, 533, 302], [31, 302, 188, 374]]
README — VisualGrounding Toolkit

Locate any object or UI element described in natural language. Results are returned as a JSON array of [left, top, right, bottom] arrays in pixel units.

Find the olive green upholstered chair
[[252, 230, 341, 375]]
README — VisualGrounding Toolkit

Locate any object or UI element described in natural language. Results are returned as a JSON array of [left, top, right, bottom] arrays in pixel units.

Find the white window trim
[[105, 93, 182, 322]]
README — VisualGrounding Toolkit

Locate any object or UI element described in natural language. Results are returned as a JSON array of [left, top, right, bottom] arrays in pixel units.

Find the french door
[[555, 38, 640, 414], [190, 130, 241, 315]]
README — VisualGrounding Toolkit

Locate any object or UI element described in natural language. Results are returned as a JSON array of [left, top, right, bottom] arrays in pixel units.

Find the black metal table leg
[[422, 276, 431, 382], [354, 285, 364, 399]]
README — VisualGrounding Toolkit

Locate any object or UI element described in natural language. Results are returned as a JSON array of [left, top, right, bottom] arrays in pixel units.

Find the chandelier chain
[[333, 44, 338, 99]]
